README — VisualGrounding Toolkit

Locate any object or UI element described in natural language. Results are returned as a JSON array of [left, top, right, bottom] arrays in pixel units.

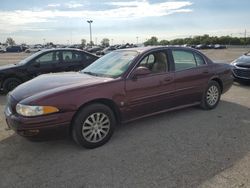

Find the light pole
[[136, 36, 139, 45], [87, 20, 93, 47]]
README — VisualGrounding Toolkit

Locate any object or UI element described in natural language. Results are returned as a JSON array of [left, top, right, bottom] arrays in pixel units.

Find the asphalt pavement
[[0, 82, 250, 188]]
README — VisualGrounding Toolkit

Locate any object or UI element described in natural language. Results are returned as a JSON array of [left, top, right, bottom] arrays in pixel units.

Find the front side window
[[138, 52, 168, 73], [172, 50, 196, 71], [35, 51, 60, 65]]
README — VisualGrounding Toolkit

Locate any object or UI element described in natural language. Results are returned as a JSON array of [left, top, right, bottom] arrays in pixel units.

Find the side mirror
[[131, 66, 151, 79], [33, 62, 40, 68]]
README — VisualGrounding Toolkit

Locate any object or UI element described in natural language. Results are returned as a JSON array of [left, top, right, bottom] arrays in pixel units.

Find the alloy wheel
[[82, 112, 110, 143], [206, 85, 219, 106]]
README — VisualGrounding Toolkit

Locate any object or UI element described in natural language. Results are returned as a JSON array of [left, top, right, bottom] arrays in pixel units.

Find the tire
[[72, 103, 116, 149], [201, 80, 221, 110], [2, 78, 22, 93]]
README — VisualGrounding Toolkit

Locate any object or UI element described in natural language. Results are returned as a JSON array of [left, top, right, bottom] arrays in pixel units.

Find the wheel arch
[[1, 75, 24, 88], [210, 77, 223, 93]]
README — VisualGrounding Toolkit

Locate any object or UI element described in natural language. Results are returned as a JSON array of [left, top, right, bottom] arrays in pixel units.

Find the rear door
[[60, 50, 98, 72], [124, 50, 175, 120], [170, 49, 212, 106]]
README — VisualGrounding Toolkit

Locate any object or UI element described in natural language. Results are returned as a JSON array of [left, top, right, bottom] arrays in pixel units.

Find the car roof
[[40, 48, 84, 52], [37, 48, 98, 57], [115, 46, 200, 54]]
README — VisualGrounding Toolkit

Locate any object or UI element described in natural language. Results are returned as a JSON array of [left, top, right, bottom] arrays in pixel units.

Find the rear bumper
[[5, 106, 75, 137]]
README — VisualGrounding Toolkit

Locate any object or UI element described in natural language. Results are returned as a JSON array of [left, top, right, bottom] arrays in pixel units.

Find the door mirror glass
[[33, 62, 40, 68], [132, 66, 151, 78]]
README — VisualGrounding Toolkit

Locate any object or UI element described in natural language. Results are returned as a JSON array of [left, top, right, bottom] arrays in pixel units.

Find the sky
[[0, 0, 250, 45]]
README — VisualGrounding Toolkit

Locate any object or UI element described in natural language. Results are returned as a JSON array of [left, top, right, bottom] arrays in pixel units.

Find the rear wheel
[[72, 103, 115, 149], [3, 78, 22, 93], [201, 80, 221, 110]]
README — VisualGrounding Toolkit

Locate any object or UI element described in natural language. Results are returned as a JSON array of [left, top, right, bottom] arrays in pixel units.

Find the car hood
[[0, 64, 17, 71], [11, 72, 113, 102], [235, 61, 250, 68]]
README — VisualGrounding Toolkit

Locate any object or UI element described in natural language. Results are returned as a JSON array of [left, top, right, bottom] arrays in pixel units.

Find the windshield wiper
[[82, 71, 99, 76]]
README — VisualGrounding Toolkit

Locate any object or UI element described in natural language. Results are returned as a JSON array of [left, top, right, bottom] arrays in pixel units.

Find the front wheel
[[2, 78, 22, 93], [201, 81, 221, 110], [72, 103, 116, 149]]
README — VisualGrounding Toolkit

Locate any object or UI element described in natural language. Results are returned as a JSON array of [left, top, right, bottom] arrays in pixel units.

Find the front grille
[[233, 68, 250, 79]]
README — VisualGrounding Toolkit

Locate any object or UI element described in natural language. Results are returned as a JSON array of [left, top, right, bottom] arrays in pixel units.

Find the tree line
[[144, 35, 250, 46], [3, 35, 250, 47]]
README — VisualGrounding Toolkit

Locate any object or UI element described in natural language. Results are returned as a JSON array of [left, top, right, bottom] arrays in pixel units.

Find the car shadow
[[233, 80, 250, 87], [0, 100, 250, 187], [0, 94, 6, 105]]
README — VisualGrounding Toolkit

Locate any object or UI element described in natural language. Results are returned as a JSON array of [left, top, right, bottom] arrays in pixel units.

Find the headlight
[[16, 104, 59, 117]]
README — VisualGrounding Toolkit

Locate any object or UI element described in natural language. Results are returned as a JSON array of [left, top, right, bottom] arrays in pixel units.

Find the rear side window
[[172, 50, 196, 71], [63, 51, 73, 62], [62, 51, 95, 63], [82, 53, 96, 62], [72, 52, 82, 61], [194, 53, 206, 66]]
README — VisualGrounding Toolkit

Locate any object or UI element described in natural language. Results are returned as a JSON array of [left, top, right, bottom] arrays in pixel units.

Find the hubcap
[[82, 112, 110, 143], [206, 85, 219, 106]]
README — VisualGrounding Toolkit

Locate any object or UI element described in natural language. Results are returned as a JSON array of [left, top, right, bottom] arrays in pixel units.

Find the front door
[[124, 51, 175, 120], [26, 51, 61, 79]]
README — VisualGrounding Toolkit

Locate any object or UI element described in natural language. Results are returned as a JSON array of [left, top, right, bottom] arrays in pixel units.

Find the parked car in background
[[86, 46, 103, 54], [231, 52, 250, 82], [96, 46, 117, 55], [214, 44, 226, 49], [0, 48, 98, 92], [0, 46, 5, 53], [25, 47, 41, 53], [207, 44, 215, 49], [67, 44, 82, 49], [25, 44, 50, 53], [5, 46, 233, 148], [195, 44, 208, 49], [6, 45, 23, 52]]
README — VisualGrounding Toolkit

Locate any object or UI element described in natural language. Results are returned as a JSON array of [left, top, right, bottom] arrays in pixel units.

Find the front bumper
[[4, 105, 75, 137]]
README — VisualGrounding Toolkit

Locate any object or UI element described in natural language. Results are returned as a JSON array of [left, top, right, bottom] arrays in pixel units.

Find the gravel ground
[[0, 49, 250, 188]]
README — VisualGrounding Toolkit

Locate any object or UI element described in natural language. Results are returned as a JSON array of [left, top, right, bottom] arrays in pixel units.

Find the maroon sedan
[[4, 47, 233, 148]]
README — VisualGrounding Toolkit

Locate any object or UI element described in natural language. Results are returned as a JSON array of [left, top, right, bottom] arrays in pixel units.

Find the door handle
[[203, 70, 209, 74], [164, 77, 172, 82]]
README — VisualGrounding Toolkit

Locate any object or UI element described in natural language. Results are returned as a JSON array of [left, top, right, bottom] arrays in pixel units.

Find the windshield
[[81, 50, 138, 78], [18, 50, 45, 65]]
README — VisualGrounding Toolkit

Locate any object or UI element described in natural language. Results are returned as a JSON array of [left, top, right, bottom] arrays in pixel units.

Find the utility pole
[[87, 20, 93, 47], [245, 29, 247, 45], [136, 36, 139, 45]]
